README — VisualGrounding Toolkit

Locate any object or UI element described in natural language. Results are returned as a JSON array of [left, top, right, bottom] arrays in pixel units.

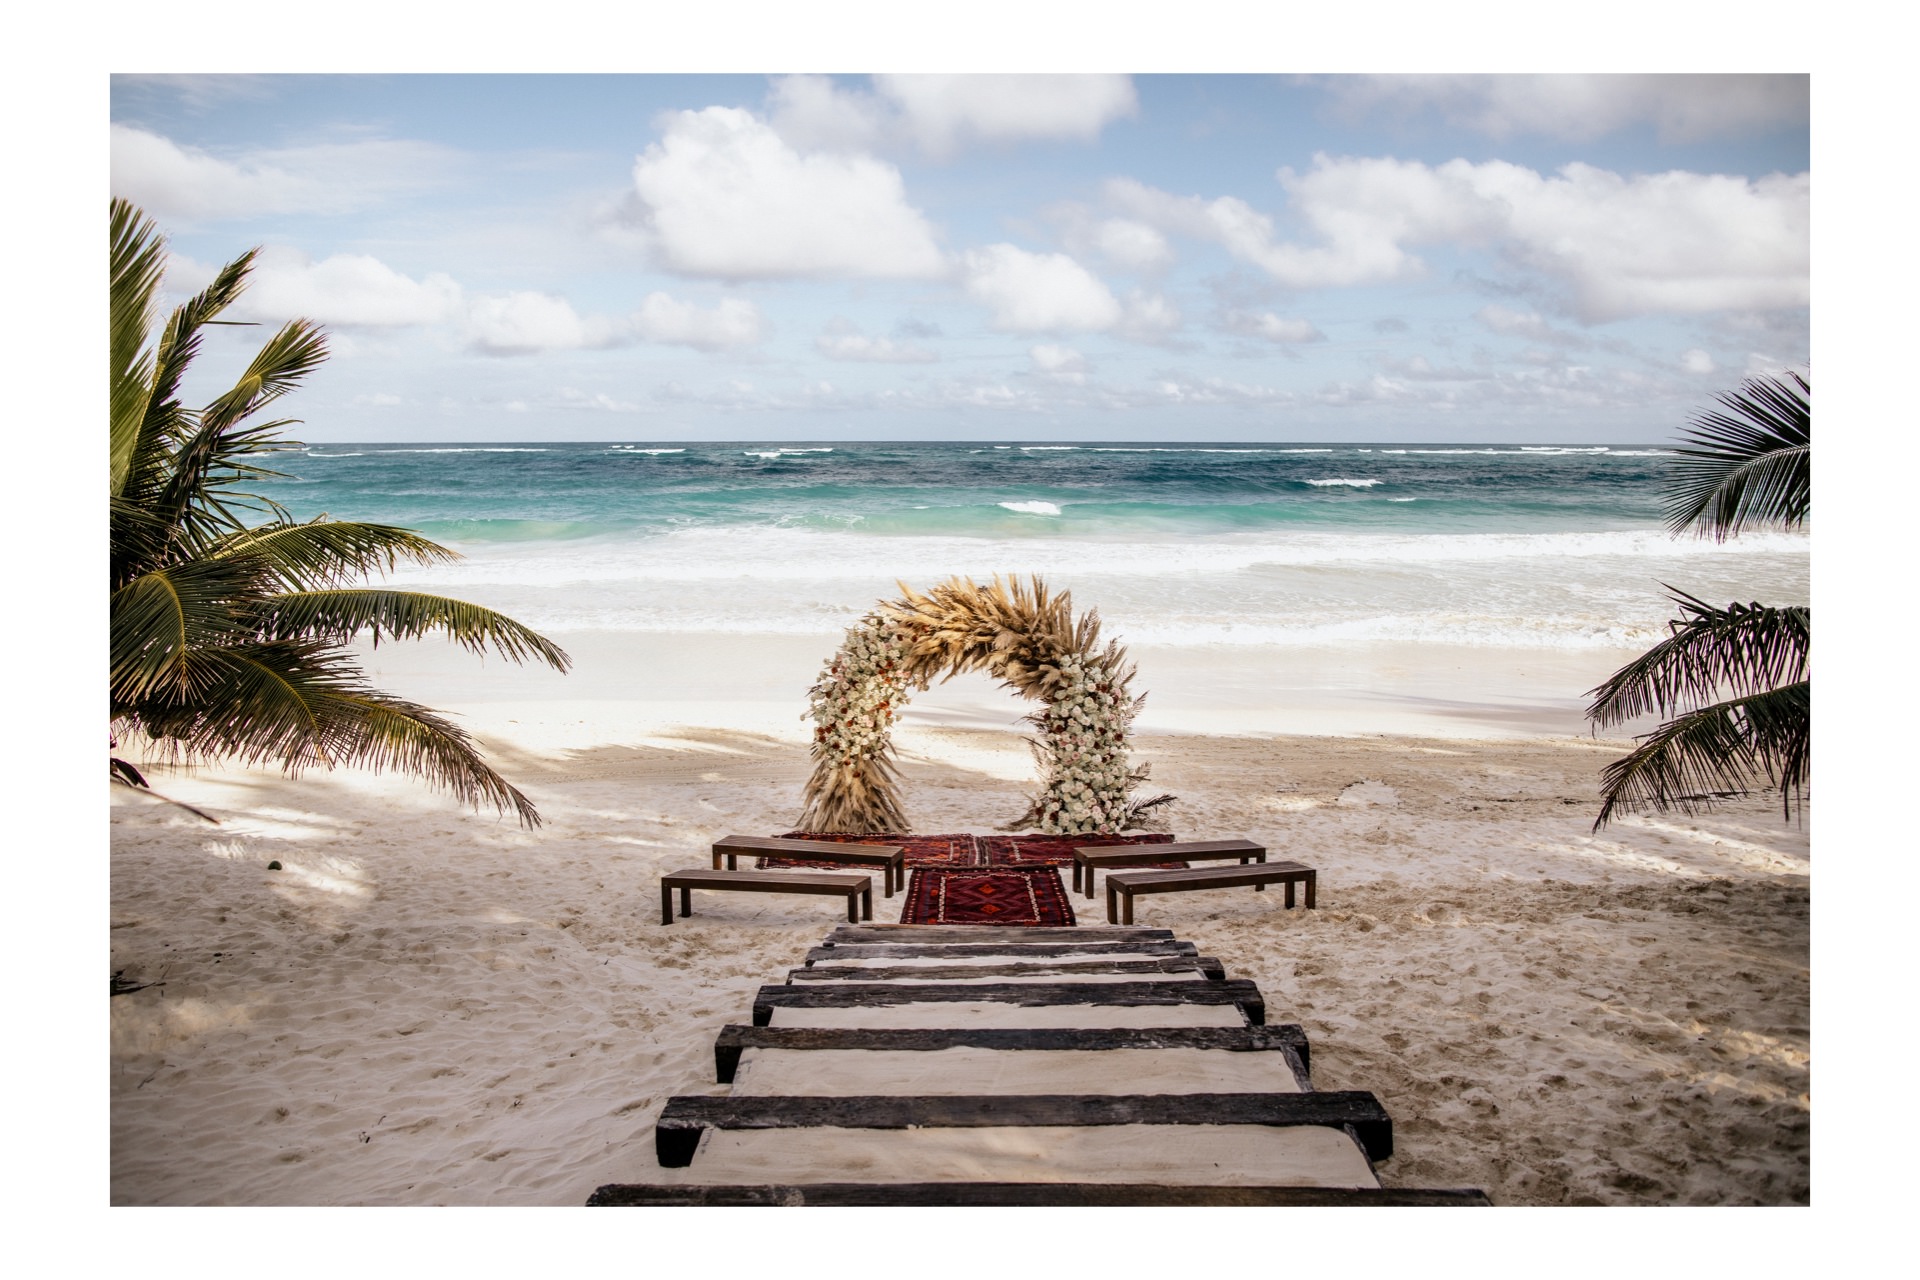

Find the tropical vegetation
[[110, 198, 570, 826], [1587, 371, 1810, 828]]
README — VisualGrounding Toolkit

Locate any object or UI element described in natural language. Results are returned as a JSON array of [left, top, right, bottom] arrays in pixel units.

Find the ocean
[[255, 441, 1810, 653]]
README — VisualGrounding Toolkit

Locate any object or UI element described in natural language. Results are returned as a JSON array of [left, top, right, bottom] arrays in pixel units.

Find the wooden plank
[[784, 957, 1225, 984], [589, 1182, 1492, 1207], [1106, 862, 1317, 922], [714, 835, 906, 856], [663, 868, 872, 892], [653, 1091, 1392, 1167], [824, 925, 1173, 944], [1071, 839, 1265, 895], [1076, 838, 1265, 857], [712, 1024, 1311, 1084], [804, 942, 1198, 963], [1106, 860, 1312, 888], [711, 836, 906, 895], [661, 869, 872, 926], [751, 980, 1265, 1027]]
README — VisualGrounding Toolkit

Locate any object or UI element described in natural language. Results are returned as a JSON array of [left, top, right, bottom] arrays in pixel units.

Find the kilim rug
[[765, 832, 979, 869], [981, 832, 1181, 868], [899, 866, 1076, 927]]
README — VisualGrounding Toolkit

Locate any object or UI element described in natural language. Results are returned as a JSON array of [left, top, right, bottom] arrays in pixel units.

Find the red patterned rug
[[899, 867, 1076, 926], [981, 833, 1181, 868], [766, 832, 979, 870]]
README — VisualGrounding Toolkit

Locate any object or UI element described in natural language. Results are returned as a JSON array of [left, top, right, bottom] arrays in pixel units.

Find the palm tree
[[1586, 371, 1809, 828], [110, 198, 570, 826]]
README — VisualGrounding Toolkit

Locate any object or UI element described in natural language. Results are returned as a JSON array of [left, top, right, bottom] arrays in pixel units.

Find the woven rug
[[765, 832, 979, 870], [899, 867, 1076, 926], [981, 833, 1181, 868]]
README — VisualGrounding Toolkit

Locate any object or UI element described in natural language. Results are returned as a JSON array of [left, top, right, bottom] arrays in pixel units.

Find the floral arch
[[797, 575, 1174, 835]]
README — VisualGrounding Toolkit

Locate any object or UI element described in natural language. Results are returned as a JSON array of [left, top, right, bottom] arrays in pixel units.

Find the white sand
[[109, 632, 1809, 1205]]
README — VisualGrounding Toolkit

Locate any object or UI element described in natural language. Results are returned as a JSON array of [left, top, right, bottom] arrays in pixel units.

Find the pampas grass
[[796, 575, 1175, 834]]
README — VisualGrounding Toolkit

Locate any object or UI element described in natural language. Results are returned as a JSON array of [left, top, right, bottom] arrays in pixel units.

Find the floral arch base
[[797, 575, 1175, 835]]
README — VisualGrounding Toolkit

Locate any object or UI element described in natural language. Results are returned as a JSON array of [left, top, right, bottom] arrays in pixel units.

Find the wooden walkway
[[588, 924, 1490, 1206]]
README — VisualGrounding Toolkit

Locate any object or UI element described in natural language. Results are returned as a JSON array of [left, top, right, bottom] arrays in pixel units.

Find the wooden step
[[751, 980, 1265, 1027], [783, 957, 1226, 984], [804, 941, 1198, 963], [711, 1024, 1311, 1084], [654, 1091, 1392, 1167], [824, 925, 1174, 945], [589, 1182, 1492, 1206]]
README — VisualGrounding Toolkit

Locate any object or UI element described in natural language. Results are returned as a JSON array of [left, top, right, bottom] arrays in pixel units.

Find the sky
[[109, 70, 1809, 445]]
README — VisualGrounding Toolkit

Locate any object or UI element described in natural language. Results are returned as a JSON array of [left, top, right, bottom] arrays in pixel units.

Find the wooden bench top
[[663, 868, 872, 893], [715, 835, 904, 859], [1106, 861, 1312, 891], [1074, 838, 1264, 861]]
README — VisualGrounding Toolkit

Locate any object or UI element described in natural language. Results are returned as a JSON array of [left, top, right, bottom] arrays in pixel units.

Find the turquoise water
[[254, 441, 1808, 648]]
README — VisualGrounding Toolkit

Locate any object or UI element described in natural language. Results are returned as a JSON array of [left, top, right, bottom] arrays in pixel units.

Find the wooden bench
[[1105, 861, 1316, 924], [660, 869, 872, 926], [712, 835, 907, 897], [1072, 837, 1266, 898]]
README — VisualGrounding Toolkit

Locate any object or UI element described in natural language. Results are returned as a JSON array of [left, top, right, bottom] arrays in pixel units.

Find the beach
[[109, 627, 1810, 1206]]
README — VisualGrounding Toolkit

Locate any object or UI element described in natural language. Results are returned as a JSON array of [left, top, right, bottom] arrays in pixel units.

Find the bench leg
[[711, 852, 721, 871], [1106, 881, 1118, 924], [861, 886, 872, 921], [662, 884, 674, 926], [679, 886, 692, 918], [1305, 871, 1316, 909], [1284, 878, 1295, 909], [1071, 862, 1081, 894], [1122, 889, 1135, 926]]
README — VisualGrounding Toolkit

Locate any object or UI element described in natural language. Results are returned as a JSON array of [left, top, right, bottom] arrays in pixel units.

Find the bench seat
[[661, 869, 873, 925], [1072, 837, 1266, 897], [713, 835, 907, 897], [1105, 862, 1317, 924]]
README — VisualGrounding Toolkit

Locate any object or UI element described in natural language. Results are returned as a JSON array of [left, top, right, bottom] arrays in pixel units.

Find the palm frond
[[199, 319, 330, 433], [1586, 590, 1809, 727], [110, 559, 263, 707], [1666, 370, 1810, 539], [121, 642, 541, 826], [110, 199, 168, 499], [211, 519, 462, 588], [1593, 681, 1809, 828], [252, 588, 573, 670], [312, 690, 541, 827]]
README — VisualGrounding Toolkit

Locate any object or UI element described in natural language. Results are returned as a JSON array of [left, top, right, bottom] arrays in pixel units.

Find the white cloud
[[962, 244, 1122, 333], [763, 75, 888, 153], [1224, 310, 1324, 344], [1319, 74, 1809, 144], [235, 246, 462, 326], [465, 292, 612, 356], [632, 292, 766, 350], [815, 320, 937, 363], [1476, 305, 1551, 338], [873, 74, 1137, 156], [1117, 291, 1182, 343], [1030, 344, 1088, 384], [1090, 218, 1174, 272], [110, 123, 455, 222], [768, 74, 1137, 158], [1680, 348, 1717, 375], [630, 107, 946, 280], [1111, 156, 1808, 322]]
